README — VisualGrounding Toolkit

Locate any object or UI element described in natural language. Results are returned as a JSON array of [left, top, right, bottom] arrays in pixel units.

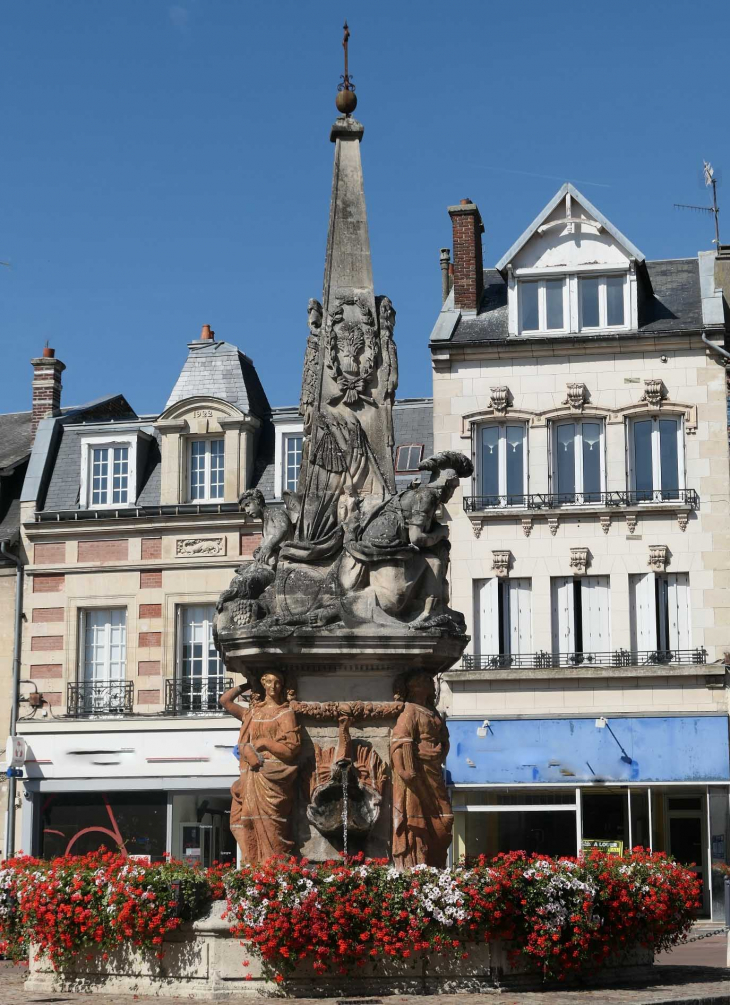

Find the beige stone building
[[4, 328, 432, 866], [431, 186, 730, 921]]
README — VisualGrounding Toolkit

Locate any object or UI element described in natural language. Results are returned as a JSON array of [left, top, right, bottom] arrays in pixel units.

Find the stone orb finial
[[336, 89, 357, 115]]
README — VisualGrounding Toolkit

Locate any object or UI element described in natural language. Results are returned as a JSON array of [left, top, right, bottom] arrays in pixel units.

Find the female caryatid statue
[[391, 671, 453, 869], [219, 671, 301, 863]]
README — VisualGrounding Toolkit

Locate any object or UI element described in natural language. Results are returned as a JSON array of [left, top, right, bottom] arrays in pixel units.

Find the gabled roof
[[495, 183, 645, 271], [165, 339, 270, 417]]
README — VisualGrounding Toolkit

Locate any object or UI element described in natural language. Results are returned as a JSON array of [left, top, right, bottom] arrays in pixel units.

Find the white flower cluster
[[411, 866, 466, 927], [524, 862, 598, 933]]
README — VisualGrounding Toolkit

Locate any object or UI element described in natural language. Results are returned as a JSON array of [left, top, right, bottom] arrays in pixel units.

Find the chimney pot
[[460, 198, 473, 205], [200, 325, 215, 340], [30, 348, 66, 444], [42, 346, 55, 358]]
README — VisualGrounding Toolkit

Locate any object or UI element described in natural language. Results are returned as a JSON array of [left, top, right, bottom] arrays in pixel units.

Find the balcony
[[463, 489, 699, 513], [462, 649, 708, 672], [165, 676, 232, 715], [67, 680, 134, 717]]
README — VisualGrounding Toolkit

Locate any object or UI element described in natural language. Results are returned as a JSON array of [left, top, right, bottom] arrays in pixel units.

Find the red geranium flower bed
[[0, 848, 701, 982]]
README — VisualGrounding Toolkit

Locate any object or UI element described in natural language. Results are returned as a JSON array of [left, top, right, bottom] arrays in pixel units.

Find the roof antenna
[[674, 161, 720, 247]]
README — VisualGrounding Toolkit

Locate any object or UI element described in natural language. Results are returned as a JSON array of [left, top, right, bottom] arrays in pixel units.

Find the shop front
[[18, 720, 240, 868], [446, 715, 730, 921]]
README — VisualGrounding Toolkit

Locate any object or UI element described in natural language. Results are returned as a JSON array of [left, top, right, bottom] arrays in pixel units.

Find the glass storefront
[[40, 791, 167, 861], [170, 792, 237, 867]]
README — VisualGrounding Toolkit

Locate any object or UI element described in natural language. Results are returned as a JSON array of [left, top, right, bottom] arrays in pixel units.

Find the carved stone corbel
[[677, 512, 689, 532], [599, 514, 611, 535], [521, 517, 533, 538], [563, 382, 588, 413], [570, 547, 589, 576], [626, 513, 638, 535], [640, 378, 667, 409], [489, 386, 511, 415], [547, 516, 559, 537], [648, 544, 669, 572], [491, 550, 512, 578]]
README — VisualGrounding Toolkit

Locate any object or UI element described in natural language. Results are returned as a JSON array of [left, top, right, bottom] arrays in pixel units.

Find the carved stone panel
[[648, 544, 669, 572], [492, 550, 512, 578], [640, 378, 667, 408], [489, 386, 510, 415], [570, 547, 589, 576], [563, 382, 588, 412], [176, 537, 225, 557]]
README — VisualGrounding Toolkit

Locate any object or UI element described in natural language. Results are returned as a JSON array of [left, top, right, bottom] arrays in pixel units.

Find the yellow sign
[[582, 838, 623, 856]]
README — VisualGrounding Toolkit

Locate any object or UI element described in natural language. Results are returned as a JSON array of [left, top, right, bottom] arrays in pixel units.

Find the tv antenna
[[674, 161, 720, 247]]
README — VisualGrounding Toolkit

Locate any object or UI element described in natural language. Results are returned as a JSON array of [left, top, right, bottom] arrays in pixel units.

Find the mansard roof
[[165, 339, 270, 418]]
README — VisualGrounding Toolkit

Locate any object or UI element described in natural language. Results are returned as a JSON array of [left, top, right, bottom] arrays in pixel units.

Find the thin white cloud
[[169, 5, 190, 32]]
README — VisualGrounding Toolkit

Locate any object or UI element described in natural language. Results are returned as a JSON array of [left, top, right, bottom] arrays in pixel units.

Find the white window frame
[[395, 443, 424, 473], [79, 607, 128, 684], [630, 572, 691, 655], [550, 418, 606, 502], [273, 421, 304, 499], [176, 603, 223, 681], [578, 274, 630, 331], [188, 437, 225, 503], [627, 415, 685, 500], [476, 422, 528, 506], [283, 433, 304, 492], [474, 577, 532, 660], [551, 576, 611, 657], [80, 434, 138, 510], [518, 277, 569, 334]]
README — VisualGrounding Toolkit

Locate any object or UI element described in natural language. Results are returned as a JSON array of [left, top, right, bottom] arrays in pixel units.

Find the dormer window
[[396, 444, 424, 473], [579, 275, 627, 330], [80, 434, 139, 510], [189, 438, 224, 501], [519, 279, 566, 333]]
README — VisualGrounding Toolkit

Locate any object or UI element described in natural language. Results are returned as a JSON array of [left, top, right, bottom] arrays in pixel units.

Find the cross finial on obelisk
[[336, 21, 357, 115]]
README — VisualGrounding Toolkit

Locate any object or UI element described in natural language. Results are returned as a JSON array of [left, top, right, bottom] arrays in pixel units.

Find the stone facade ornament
[[600, 514, 612, 535], [563, 382, 588, 413], [677, 512, 689, 532], [548, 515, 559, 537], [640, 378, 667, 408], [489, 385, 511, 415], [626, 513, 638, 535], [648, 544, 669, 572], [176, 537, 225, 557], [472, 521, 483, 539], [491, 550, 512, 578], [521, 517, 533, 538], [570, 547, 589, 576]]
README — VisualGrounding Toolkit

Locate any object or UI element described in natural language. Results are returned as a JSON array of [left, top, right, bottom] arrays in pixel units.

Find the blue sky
[[1, 1, 727, 416]]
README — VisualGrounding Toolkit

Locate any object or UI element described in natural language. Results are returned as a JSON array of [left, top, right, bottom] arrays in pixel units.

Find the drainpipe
[[1, 541, 24, 859], [701, 331, 730, 363]]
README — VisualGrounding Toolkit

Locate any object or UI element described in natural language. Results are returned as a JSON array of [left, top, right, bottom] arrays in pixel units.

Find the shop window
[[551, 576, 610, 658], [629, 416, 682, 501], [171, 793, 237, 867], [189, 438, 224, 501], [478, 423, 527, 506], [552, 420, 604, 502], [582, 791, 629, 852], [630, 572, 690, 656], [474, 578, 531, 662], [464, 807, 577, 861], [39, 791, 167, 861], [395, 444, 424, 473], [177, 604, 225, 712]]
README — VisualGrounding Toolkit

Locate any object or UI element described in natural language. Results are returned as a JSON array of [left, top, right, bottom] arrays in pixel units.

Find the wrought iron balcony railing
[[165, 676, 232, 715], [462, 649, 708, 672], [67, 680, 134, 717], [463, 489, 699, 513]]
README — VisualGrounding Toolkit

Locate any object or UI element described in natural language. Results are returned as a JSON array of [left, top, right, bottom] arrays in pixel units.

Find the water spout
[[340, 761, 349, 857]]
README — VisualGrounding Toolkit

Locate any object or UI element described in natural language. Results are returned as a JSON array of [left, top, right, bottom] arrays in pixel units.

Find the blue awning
[[445, 716, 730, 785]]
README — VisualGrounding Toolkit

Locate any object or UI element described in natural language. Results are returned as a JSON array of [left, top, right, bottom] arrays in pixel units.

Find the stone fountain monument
[[215, 45, 472, 868]]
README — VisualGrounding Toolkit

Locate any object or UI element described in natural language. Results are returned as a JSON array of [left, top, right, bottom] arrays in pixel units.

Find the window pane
[[505, 425, 524, 503], [606, 276, 625, 326], [480, 426, 499, 501], [555, 423, 575, 499], [92, 448, 108, 506], [545, 280, 564, 330], [581, 422, 602, 500], [521, 282, 539, 331], [659, 419, 679, 499], [285, 435, 303, 489], [580, 277, 600, 328], [112, 446, 129, 504], [190, 440, 206, 501], [633, 420, 653, 499], [209, 439, 224, 499]]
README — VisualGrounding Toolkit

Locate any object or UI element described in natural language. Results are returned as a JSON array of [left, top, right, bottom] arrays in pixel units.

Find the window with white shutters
[[551, 576, 610, 657], [474, 578, 532, 664], [630, 573, 690, 655]]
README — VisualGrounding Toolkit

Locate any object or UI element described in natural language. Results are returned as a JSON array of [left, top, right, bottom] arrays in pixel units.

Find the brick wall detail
[[29, 664, 62, 678], [30, 635, 63, 651], [32, 607, 65, 623], [137, 689, 161, 705], [42, 692, 62, 707], [138, 661, 161, 676], [33, 574, 65, 593], [141, 538, 162, 560], [240, 533, 263, 557], [78, 539, 129, 563], [449, 201, 484, 312], [140, 571, 162, 589], [139, 604, 162, 619], [138, 632, 162, 648], [34, 542, 66, 565]]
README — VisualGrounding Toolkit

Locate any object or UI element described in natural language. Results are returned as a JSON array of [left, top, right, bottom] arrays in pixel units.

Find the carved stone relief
[[640, 378, 667, 408], [600, 514, 612, 535], [626, 514, 638, 535], [489, 385, 511, 415], [563, 382, 588, 413], [492, 550, 512, 578], [570, 547, 589, 576], [176, 537, 225, 557], [648, 544, 669, 572]]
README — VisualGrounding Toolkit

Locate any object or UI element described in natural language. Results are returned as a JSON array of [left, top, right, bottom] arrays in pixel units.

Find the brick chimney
[[30, 346, 65, 443], [448, 199, 484, 312]]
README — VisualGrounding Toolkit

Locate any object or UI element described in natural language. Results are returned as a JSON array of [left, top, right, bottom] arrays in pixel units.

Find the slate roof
[[0, 411, 32, 547], [0, 411, 32, 471], [447, 259, 704, 345], [165, 340, 271, 417]]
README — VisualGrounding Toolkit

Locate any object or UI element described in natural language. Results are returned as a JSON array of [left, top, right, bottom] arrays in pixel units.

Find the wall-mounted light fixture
[[476, 719, 491, 737]]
